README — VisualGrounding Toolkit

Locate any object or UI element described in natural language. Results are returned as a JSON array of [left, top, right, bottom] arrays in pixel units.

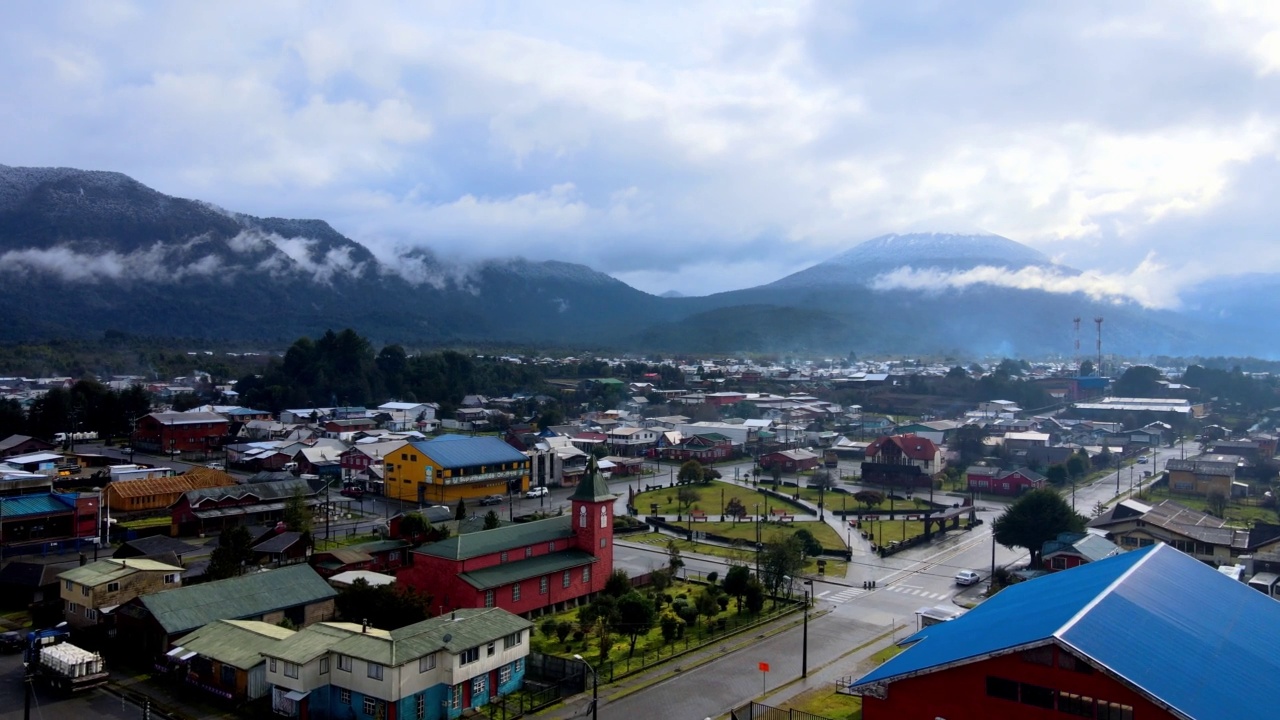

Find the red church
[[398, 459, 616, 616]]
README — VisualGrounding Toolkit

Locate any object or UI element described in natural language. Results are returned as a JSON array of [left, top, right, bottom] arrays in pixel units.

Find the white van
[[526, 486, 549, 498]]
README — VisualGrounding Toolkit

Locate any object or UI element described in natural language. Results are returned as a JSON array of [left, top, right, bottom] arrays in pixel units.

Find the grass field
[[631, 535, 848, 576], [633, 481, 812, 517], [858, 518, 928, 546], [774, 643, 905, 719], [118, 515, 171, 530], [688, 519, 847, 551]]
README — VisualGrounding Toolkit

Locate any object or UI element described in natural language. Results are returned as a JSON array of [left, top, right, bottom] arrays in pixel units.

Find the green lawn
[[692, 519, 847, 551], [118, 515, 171, 530], [775, 643, 904, 719], [314, 532, 384, 551], [858, 519, 928, 546], [630, 535, 847, 576], [634, 481, 812, 518]]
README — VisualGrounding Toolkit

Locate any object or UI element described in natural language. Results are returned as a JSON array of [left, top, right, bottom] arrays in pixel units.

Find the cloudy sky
[[2, 1, 1279, 301]]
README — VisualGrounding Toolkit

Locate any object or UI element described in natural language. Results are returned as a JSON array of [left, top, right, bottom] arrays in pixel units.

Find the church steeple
[[569, 455, 615, 503]]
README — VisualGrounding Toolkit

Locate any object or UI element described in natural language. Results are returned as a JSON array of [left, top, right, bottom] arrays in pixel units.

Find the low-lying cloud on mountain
[[868, 253, 1180, 310]]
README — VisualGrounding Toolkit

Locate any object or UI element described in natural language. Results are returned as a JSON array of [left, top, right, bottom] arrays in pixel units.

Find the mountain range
[[0, 164, 1267, 357]]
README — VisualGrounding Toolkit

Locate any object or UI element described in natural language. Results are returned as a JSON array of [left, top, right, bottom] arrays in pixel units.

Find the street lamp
[[801, 578, 814, 678], [572, 654, 598, 720]]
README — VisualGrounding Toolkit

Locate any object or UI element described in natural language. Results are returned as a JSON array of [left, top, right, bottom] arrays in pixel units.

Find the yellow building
[[384, 435, 530, 505]]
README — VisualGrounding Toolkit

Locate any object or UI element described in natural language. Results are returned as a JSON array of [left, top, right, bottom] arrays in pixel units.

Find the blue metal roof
[[853, 544, 1280, 718], [410, 435, 528, 469], [0, 493, 76, 518]]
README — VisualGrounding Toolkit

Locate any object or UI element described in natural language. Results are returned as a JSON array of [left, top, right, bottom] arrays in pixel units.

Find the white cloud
[[1, 1, 1280, 299]]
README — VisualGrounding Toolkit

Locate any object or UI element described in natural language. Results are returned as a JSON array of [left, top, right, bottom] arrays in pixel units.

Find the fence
[[488, 680, 563, 720], [730, 701, 838, 720]]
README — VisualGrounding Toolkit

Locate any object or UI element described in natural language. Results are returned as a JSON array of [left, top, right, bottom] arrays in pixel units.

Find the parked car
[[526, 486, 549, 498], [0, 631, 22, 654], [480, 494, 504, 506], [205, 462, 225, 470], [340, 486, 365, 499], [955, 570, 981, 586]]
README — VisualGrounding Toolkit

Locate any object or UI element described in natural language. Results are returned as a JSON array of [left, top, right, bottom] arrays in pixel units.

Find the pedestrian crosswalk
[[825, 586, 869, 603], [884, 585, 950, 601]]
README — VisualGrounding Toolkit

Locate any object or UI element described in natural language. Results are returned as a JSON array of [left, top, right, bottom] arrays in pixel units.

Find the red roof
[[866, 433, 939, 461]]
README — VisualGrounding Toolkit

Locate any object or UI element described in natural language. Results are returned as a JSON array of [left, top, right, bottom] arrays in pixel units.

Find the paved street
[[0, 652, 149, 720]]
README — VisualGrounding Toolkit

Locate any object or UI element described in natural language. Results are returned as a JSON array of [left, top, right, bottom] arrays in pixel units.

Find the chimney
[[362, 618, 368, 633], [79, 553, 87, 567], [450, 611, 456, 622]]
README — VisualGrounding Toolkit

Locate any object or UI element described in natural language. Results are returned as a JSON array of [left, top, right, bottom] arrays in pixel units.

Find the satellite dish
[[443, 633, 452, 644]]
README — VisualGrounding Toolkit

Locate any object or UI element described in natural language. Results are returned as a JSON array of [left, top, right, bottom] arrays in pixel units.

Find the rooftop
[[173, 619, 295, 670], [458, 550, 597, 590], [850, 544, 1280, 720], [407, 435, 530, 469], [136, 564, 337, 635], [417, 514, 575, 561], [59, 558, 183, 587]]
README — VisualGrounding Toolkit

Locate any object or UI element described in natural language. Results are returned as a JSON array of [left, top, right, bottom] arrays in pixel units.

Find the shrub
[[541, 618, 559, 638], [707, 570, 719, 585], [572, 629, 585, 643]]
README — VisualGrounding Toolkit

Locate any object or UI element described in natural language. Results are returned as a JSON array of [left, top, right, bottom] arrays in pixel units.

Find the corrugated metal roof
[[265, 610, 532, 667], [0, 493, 75, 517], [139, 564, 336, 635], [459, 550, 597, 590], [409, 435, 529, 469], [174, 619, 295, 670], [416, 515, 574, 561], [851, 545, 1280, 719], [60, 558, 183, 586]]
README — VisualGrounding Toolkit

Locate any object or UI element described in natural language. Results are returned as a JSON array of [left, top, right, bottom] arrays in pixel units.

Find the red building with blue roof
[[849, 543, 1280, 719]]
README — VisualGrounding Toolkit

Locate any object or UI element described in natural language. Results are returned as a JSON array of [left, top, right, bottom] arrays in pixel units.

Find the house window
[[563, 571, 572, 588], [600, 538, 607, 549], [503, 631, 522, 649], [416, 694, 425, 720], [460, 647, 480, 665], [1121, 536, 1139, 547], [525, 547, 533, 558], [985, 676, 1018, 701], [450, 684, 462, 710], [367, 662, 384, 680], [419, 653, 436, 672], [337, 654, 352, 671], [363, 696, 378, 716], [320, 657, 329, 674], [339, 688, 351, 705], [601, 506, 608, 528], [1097, 702, 1134, 720], [1051, 556, 1067, 569], [81, 585, 90, 597], [488, 641, 496, 656], [1019, 683, 1054, 709], [582, 566, 590, 583], [284, 662, 299, 678], [65, 580, 72, 591], [515, 658, 523, 673], [401, 453, 408, 460], [106, 582, 120, 593], [472, 675, 486, 696], [484, 590, 495, 608], [1020, 647, 1053, 666], [549, 541, 556, 551], [270, 658, 278, 673], [1058, 692, 1096, 717], [500, 551, 508, 562], [500, 663, 512, 685], [579, 506, 587, 528], [222, 664, 236, 687], [513, 583, 521, 602], [163, 573, 178, 584], [65, 601, 79, 614], [85, 608, 97, 621], [540, 576, 548, 594]]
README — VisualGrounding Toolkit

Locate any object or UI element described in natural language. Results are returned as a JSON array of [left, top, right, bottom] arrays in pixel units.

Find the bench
[[690, 510, 709, 522], [769, 508, 794, 523]]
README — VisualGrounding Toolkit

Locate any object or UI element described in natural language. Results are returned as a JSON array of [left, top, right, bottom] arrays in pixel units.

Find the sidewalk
[[535, 607, 818, 720]]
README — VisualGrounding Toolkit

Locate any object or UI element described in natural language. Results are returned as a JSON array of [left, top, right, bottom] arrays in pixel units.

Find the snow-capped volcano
[[768, 232, 1064, 289]]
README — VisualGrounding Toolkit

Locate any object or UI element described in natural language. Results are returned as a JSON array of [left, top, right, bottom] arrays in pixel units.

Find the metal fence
[[730, 701, 837, 720]]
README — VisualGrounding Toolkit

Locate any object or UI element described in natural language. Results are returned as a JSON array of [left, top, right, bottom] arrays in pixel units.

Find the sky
[[2, 1, 1280, 303]]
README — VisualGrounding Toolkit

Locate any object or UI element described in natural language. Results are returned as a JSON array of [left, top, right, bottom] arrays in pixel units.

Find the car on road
[[479, 494, 504, 506], [340, 486, 365, 499], [1137, 456, 1149, 464], [0, 631, 22, 654], [955, 570, 981, 586], [526, 486, 549, 498], [205, 462, 225, 470]]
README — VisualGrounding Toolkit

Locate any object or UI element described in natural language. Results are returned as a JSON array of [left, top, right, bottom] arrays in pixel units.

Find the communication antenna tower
[[1094, 317, 1104, 376], [1073, 317, 1081, 374]]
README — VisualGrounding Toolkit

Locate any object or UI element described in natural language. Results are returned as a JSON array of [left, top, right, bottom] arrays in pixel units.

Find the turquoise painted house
[[262, 608, 532, 719]]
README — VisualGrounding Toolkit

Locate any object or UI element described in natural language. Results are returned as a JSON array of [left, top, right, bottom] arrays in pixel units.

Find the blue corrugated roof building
[[409, 435, 528, 469], [850, 544, 1280, 719]]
